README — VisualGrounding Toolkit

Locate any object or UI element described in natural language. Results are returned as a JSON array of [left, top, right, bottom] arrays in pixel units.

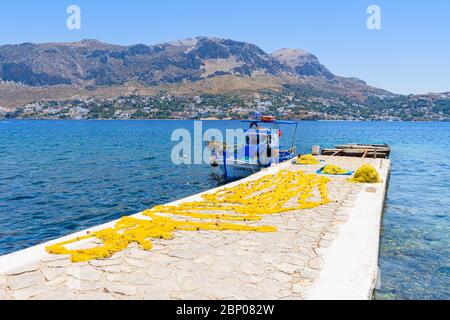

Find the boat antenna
[[291, 122, 299, 150]]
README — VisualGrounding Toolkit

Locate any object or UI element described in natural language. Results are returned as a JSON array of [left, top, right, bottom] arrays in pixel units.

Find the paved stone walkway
[[0, 157, 376, 300]]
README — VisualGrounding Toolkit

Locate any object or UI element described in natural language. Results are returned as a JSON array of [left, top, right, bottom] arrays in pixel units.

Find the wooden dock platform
[[321, 144, 391, 159]]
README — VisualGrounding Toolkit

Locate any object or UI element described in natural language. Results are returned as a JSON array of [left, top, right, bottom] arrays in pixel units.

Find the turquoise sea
[[0, 120, 448, 299]]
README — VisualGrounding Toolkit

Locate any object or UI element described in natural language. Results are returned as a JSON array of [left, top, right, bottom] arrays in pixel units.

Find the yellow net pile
[[349, 164, 381, 183], [295, 154, 321, 165], [321, 164, 349, 175], [46, 170, 331, 262]]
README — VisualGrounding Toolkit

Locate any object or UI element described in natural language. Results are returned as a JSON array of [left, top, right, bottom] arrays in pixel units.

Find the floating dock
[[0, 156, 390, 300]]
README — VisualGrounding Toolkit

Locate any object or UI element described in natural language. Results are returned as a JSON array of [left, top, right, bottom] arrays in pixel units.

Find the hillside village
[[2, 90, 449, 121]]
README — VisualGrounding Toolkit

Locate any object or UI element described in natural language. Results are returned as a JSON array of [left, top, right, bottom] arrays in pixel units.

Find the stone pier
[[0, 156, 390, 300]]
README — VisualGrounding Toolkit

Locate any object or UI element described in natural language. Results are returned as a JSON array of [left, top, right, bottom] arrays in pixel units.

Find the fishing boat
[[207, 116, 298, 179]]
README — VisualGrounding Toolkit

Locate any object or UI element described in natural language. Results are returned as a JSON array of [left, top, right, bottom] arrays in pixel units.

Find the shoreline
[[1, 118, 449, 123]]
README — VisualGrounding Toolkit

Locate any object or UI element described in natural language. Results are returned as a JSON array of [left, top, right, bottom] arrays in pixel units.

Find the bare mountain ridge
[[0, 37, 403, 114], [0, 37, 373, 88], [1, 38, 447, 121]]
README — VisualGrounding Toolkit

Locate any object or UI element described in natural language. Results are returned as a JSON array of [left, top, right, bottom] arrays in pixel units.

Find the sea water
[[0, 120, 448, 299]]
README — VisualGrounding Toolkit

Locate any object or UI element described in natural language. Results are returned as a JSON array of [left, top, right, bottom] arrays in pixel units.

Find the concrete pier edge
[[0, 156, 390, 300], [307, 159, 389, 299]]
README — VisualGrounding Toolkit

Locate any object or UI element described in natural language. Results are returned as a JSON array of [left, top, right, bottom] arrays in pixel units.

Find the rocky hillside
[[271, 48, 334, 79], [0, 37, 381, 91], [6, 36, 445, 121]]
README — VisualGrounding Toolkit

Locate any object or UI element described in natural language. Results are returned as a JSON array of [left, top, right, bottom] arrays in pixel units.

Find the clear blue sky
[[0, 0, 449, 94]]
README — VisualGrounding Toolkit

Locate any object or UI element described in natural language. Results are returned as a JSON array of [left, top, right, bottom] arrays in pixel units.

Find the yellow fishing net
[[321, 164, 349, 175], [348, 164, 381, 183], [46, 170, 332, 262], [295, 154, 321, 165]]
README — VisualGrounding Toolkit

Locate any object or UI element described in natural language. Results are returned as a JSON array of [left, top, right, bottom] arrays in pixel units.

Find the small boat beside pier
[[207, 116, 299, 179]]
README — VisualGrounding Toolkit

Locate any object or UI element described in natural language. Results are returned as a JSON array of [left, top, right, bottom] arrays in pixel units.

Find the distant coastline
[[2, 118, 449, 123], [2, 92, 448, 122]]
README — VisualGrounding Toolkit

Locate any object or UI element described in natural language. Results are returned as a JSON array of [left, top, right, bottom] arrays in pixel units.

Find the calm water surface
[[0, 120, 448, 299]]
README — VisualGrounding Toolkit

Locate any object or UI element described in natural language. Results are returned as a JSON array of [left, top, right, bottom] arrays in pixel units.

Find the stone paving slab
[[0, 156, 390, 300]]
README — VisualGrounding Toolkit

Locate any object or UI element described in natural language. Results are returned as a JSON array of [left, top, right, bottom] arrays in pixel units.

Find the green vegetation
[[4, 90, 449, 121]]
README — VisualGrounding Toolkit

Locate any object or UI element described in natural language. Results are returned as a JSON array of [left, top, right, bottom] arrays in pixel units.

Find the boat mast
[[291, 122, 299, 150]]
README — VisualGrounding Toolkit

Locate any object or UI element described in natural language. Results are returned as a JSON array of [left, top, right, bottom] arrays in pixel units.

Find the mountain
[[0, 37, 381, 90], [271, 48, 334, 79], [1, 37, 447, 121], [0, 37, 277, 86]]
